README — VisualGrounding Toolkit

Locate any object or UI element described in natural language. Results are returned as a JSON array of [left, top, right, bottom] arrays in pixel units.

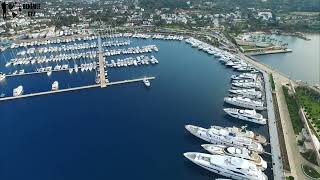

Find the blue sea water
[[0, 38, 273, 180], [257, 34, 320, 85]]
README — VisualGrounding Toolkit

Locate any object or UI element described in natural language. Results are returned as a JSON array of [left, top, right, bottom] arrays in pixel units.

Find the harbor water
[[0, 38, 273, 180], [257, 33, 320, 85]]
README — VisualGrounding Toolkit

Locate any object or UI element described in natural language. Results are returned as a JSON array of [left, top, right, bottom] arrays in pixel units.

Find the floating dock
[[0, 77, 155, 102]]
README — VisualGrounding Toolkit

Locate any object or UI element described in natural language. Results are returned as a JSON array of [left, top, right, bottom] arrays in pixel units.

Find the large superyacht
[[201, 144, 267, 170], [231, 73, 258, 81], [224, 96, 265, 110], [229, 88, 262, 99], [184, 152, 268, 180], [224, 108, 267, 125], [185, 125, 265, 153]]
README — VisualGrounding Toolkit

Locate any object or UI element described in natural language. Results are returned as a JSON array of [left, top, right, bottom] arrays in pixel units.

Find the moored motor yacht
[[224, 108, 267, 125], [13, 85, 24, 96], [185, 125, 264, 153], [201, 144, 267, 170], [183, 152, 268, 180]]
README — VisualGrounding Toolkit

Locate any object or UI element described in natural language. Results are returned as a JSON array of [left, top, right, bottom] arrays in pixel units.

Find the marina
[[0, 35, 161, 99], [0, 34, 276, 180]]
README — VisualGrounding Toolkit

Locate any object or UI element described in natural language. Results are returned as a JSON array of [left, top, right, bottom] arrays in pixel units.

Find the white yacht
[[232, 82, 261, 89], [143, 78, 150, 87], [224, 108, 267, 125], [236, 66, 255, 72], [224, 96, 265, 111], [13, 85, 24, 97], [231, 73, 257, 80], [201, 144, 267, 170], [224, 126, 266, 145], [185, 125, 264, 153], [74, 64, 78, 73], [51, 81, 59, 91], [0, 72, 6, 81], [232, 79, 255, 83], [184, 152, 267, 180], [47, 70, 52, 76], [229, 88, 262, 99]]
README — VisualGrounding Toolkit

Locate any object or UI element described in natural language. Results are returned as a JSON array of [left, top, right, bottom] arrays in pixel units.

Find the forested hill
[[139, 0, 320, 12]]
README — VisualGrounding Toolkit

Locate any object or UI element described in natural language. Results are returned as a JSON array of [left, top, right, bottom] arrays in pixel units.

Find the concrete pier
[[0, 77, 155, 102], [98, 36, 107, 87]]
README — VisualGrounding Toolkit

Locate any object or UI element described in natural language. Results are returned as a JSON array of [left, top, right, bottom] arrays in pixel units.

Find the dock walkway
[[0, 77, 155, 102], [263, 71, 284, 180], [98, 37, 107, 87]]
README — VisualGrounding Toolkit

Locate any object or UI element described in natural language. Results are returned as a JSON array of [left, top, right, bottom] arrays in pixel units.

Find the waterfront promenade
[[262, 71, 284, 180], [238, 52, 320, 179], [239, 52, 292, 179]]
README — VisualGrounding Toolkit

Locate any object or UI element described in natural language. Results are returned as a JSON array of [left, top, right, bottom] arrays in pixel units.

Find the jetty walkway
[[0, 77, 155, 102]]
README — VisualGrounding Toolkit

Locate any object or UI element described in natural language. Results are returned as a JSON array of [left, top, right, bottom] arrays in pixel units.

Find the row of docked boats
[[40, 62, 96, 74], [8, 45, 158, 67], [184, 125, 268, 180], [16, 40, 130, 55], [185, 37, 224, 56], [7, 51, 97, 67], [101, 33, 184, 41], [106, 55, 158, 68], [10, 36, 99, 49], [151, 34, 184, 41], [225, 69, 267, 125], [7, 61, 96, 77], [220, 55, 259, 73], [105, 45, 158, 56], [8, 33, 181, 50], [183, 37, 268, 179]]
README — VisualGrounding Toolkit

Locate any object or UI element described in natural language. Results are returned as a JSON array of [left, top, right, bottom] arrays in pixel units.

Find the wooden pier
[[0, 77, 155, 102]]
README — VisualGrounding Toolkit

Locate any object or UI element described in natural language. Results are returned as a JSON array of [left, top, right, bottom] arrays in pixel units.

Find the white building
[[258, 10, 273, 20]]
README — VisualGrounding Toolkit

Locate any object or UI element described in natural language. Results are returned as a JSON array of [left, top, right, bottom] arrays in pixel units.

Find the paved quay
[[238, 52, 286, 180], [263, 71, 284, 180], [238, 52, 320, 179]]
